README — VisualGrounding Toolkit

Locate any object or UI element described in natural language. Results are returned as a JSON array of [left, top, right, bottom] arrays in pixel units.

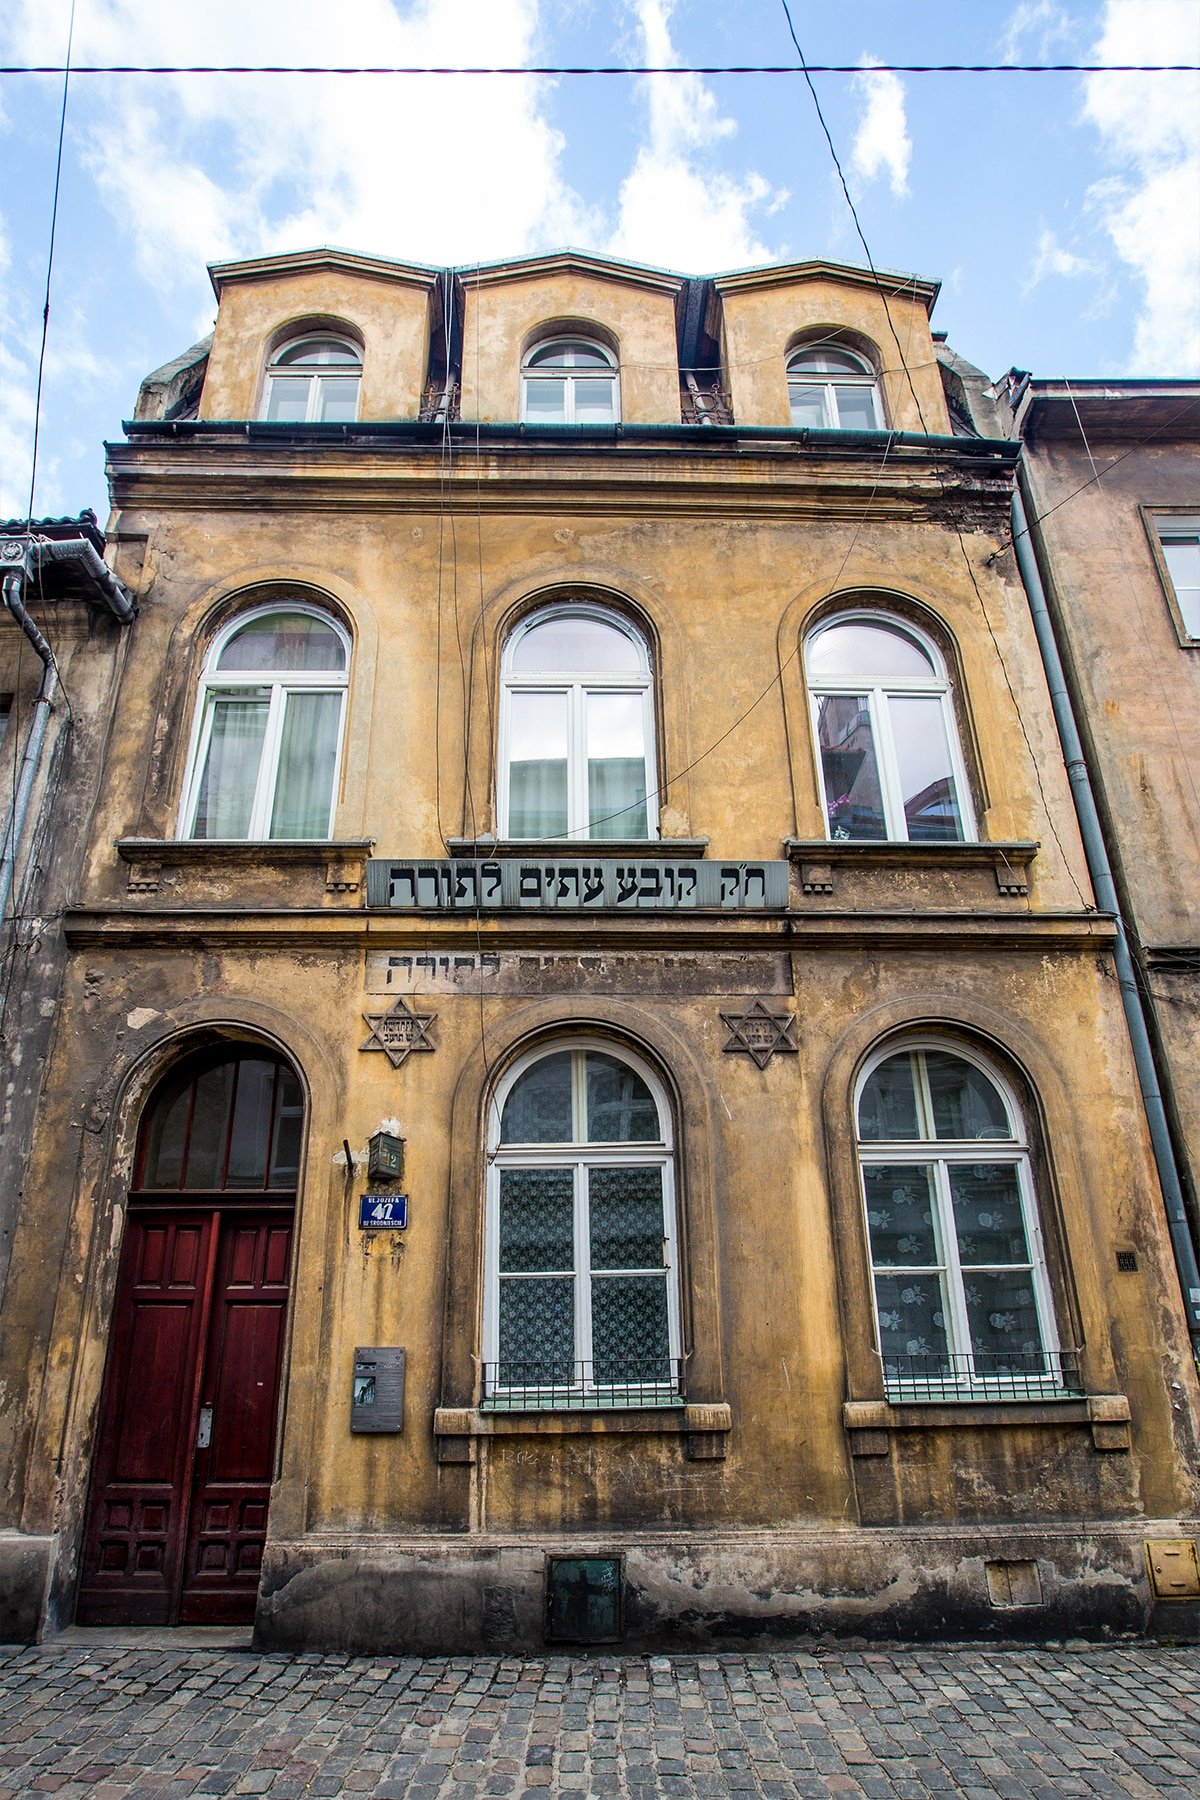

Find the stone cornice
[[209, 247, 439, 296]]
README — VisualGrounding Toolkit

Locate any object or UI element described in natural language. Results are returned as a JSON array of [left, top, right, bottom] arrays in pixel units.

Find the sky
[[1, 0, 1198, 522]]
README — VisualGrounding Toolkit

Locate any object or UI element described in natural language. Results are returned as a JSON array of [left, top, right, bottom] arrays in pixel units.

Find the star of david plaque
[[360, 997, 437, 1069], [719, 999, 798, 1070]]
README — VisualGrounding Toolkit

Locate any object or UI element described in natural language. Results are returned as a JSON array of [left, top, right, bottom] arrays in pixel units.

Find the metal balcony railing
[[481, 1358, 686, 1411], [881, 1348, 1083, 1401]]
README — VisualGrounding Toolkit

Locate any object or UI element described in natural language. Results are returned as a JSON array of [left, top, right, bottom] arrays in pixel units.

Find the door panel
[[78, 1208, 292, 1627], [77, 1215, 214, 1625], [179, 1215, 292, 1622]]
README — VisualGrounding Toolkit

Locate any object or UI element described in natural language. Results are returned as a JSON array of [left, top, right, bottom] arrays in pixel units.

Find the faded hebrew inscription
[[366, 857, 789, 912], [720, 1000, 799, 1069], [365, 950, 793, 997], [359, 998, 437, 1069]]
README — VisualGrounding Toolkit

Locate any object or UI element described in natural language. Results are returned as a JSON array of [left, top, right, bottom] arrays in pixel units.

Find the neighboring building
[[0, 513, 135, 1300], [1011, 380, 1199, 1258], [1, 249, 1197, 1651]]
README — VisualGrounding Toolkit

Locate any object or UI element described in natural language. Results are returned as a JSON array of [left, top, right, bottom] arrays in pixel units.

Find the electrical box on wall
[[351, 1347, 406, 1433]]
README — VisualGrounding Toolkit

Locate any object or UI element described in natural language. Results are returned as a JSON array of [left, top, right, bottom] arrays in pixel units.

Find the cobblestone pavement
[[1, 1641, 1198, 1800]]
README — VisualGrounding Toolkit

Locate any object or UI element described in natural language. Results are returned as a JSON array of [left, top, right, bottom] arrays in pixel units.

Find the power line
[[2, 62, 1196, 77]]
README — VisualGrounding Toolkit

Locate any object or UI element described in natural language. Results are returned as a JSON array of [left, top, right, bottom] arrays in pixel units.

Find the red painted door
[[77, 1208, 292, 1626]]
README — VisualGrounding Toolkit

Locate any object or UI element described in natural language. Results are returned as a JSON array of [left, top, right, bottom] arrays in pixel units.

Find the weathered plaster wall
[[459, 267, 683, 424], [716, 273, 949, 435], [199, 268, 435, 421]]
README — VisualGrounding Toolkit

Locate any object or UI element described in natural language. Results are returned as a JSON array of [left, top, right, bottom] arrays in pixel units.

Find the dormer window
[[521, 339, 619, 425], [788, 343, 882, 431], [263, 334, 361, 423]]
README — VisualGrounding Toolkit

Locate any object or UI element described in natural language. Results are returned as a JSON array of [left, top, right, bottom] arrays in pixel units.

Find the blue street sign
[[359, 1193, 409, 1231]]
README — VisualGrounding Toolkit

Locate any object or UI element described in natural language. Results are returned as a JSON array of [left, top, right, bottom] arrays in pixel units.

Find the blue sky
[[2, 0, 1198, 521]]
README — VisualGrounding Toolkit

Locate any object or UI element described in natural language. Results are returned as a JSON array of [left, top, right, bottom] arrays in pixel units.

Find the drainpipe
[[1011, 482, 1200, 1363], [0, 570, 58, 929]]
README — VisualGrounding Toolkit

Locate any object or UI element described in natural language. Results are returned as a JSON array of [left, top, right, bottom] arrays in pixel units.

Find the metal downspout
[[0, 570, 59, 929], [1011, 483, 1200, 1362]]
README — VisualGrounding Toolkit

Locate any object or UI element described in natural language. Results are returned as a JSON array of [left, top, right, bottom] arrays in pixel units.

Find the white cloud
[[849, 57, 911, 200], [1022, 226, 1098, 295], [608, 0, 785, 269], [999, 1, 1074, 62], [1082, 0, 1200, 373], [7, 0, 593, 298]]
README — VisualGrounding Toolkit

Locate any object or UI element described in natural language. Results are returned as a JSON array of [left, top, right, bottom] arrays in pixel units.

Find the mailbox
[[351, 1346, 406, 1433]]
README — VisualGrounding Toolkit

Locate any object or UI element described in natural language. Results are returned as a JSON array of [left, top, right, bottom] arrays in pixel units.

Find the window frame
[[482, 1038, 682, 1409], [261, 332, 362, 424], [498, 603, 658, 842], [805, 610, 977, 844], [854, 1037, 1067, 1401], [178, 602, 351, 842], [787, 341, 883, 432], [520, 336, 620, 425], [1143, 508, 1200, 646]]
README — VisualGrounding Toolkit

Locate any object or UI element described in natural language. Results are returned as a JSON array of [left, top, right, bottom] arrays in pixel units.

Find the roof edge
[[209, 247, 440, 297], [712, 258, 939, 313]]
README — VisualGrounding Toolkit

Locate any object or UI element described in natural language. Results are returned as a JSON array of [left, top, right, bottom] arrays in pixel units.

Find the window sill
[[115, 837, 374, 899], [784, 838, 1038, 898], [433, 1401, 731, 1462], [843, 1392, 1131, 1455], [446, 837, 710, 859]]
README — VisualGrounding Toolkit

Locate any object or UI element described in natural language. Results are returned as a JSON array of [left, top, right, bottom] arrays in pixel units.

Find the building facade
[[1, 249, 1197, 1650]]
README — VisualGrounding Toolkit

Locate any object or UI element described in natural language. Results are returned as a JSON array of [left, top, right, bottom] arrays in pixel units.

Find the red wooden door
[[178, 1213, 292, 1621], [78, 1209, 292, 1626]]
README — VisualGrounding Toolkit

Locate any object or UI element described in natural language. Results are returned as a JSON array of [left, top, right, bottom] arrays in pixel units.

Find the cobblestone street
[[1, 1640, 1198, 1800]]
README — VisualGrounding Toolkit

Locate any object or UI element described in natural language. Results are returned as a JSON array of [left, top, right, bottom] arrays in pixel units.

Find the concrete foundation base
[[0, 1533, 53, 1645], [253, 1523, 1200, 1654]]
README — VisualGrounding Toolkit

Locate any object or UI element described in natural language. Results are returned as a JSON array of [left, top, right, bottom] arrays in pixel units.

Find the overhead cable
[[2, 61, 1196, 77]]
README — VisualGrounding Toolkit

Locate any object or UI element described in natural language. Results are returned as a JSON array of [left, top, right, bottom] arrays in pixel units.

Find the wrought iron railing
[[881, 1348, 1083, 1401], [481, 1358, 685, 1411]]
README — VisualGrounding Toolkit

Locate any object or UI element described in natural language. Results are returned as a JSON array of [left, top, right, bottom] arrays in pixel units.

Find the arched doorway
[[77, 1045, 302, 1625]]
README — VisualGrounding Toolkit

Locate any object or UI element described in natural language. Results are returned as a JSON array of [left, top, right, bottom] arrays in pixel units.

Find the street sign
[[358, 1193, 409, 1231]]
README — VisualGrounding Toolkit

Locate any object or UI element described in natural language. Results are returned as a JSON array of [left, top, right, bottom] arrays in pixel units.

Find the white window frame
[[787, 342, 882, 431], [520, 337, 620, 425], [1147, 511, 1200, 644], [806, 611, 976, 843], [178, 602, 350, 841], [483, 1039, 681, 1408], [498, 604, 658, 841], [262, 333, 362, 424], [854, 1038, 1065, 1401]]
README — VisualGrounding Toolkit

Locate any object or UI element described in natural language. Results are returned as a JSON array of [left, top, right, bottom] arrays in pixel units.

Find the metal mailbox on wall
[[351, 1347, 406, 1433]]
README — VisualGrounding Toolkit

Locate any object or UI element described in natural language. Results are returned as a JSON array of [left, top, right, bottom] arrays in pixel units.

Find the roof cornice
[[712, 259, 939, 313], [458, 249, 685, 296], [209, 247, 439, 298]]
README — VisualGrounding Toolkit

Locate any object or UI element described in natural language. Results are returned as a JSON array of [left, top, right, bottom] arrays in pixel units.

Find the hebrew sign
[[366, 858, 789, 913]]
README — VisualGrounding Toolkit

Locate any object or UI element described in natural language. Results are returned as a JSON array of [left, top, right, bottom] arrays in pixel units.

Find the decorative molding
[[359, 997, 437, 1069], [719, 1000, 799, 1069], [842, 1392, 1131, 1456]]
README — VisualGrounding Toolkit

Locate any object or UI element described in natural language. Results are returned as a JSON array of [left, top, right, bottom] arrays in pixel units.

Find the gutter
[[1011, 482, 1200, 1362], [29, 535, 136, 623], [120, 417, 1019, 464]]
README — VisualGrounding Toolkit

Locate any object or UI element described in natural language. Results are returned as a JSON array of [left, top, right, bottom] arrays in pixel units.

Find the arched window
[[137, 1046, 305, 1192], [262, 333, 361, 423], [181, 604, 350, 840], [521, 337, 619, 424], [855, 1039, 1071, 1399], [787, 342, 882, 431], [500, 605, 656, 841], [806, 612, 974, 843], [484, 1040, 681, 1407]]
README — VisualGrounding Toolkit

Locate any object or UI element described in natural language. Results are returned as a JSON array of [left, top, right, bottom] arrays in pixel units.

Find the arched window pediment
[[500, 603, 656, 842], [181, 601, 350, 842], [854, 1037, 1067, 1399], [805, 608, 974, 845], [521, 334, 619, 425], [263, 331, 361, 423], [485, 1040, 680, 1406], [788, 337, 882, 432]]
